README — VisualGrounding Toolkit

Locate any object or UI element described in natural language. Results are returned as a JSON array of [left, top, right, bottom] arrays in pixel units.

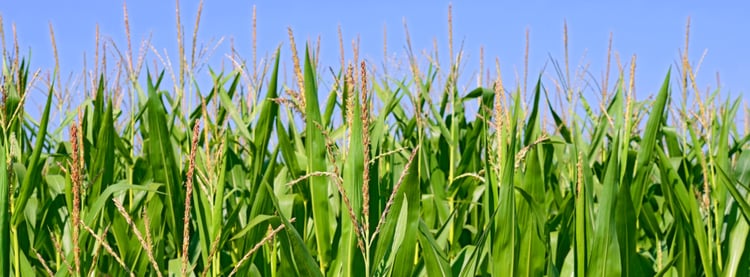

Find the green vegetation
[[1, 4, 749, 277]]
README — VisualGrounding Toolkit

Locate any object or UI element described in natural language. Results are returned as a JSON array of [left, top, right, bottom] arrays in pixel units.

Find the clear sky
[[2, 1, 748, 108]]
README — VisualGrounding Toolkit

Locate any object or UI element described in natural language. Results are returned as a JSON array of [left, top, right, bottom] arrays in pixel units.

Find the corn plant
[[0, 4, 749, 277]]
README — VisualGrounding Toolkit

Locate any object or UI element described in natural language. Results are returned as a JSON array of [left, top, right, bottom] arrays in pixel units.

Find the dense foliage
[[1, 5, 749, 277]]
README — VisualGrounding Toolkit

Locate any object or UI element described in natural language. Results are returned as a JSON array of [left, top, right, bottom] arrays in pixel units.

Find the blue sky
[[2, 1, 748, 108]]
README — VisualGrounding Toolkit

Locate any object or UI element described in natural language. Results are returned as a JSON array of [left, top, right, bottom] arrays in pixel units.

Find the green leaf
[[390, 156, 421, 277], [516, 148, 546, 277], [146, 80, 185, 252], [264, 181, 323, 277], [587, 134, 622, 276], [631, 70, 670, 215], [492, 89, 521, 276], [656, 147, 713, 277], [419, 220, 451, 277], [303, 45, 332, 271], [616, 177, 639, 276], [88, 100, 116, 207], [13, 82, 53, 226], [339, 59, 365, 277], [0, 141, 9, 276]]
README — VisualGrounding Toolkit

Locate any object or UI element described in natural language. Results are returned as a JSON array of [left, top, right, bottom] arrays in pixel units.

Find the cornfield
[[1, 3, 749, 277]]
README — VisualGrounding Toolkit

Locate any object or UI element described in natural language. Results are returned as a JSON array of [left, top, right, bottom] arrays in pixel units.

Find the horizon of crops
[[1, 3, 750, 277]]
